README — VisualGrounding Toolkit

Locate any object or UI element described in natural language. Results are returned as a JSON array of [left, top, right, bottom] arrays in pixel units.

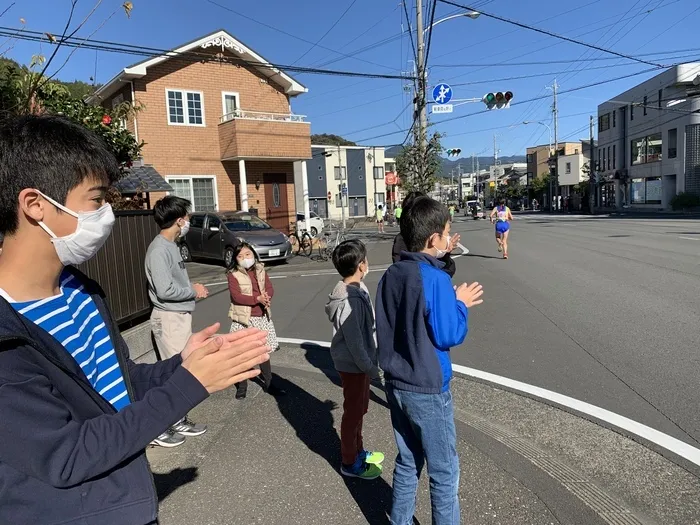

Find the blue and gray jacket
[[376, 252, 468, 394]]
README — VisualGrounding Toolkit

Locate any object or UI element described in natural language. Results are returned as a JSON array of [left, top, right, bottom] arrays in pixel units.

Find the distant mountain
[[440, 155, 526, 177]]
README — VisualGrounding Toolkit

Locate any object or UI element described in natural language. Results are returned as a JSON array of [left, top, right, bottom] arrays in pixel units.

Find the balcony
[[219, 110, 311, 161]]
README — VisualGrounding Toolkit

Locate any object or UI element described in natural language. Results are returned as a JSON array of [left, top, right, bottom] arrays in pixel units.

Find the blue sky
[[3, 0, 700, 159]]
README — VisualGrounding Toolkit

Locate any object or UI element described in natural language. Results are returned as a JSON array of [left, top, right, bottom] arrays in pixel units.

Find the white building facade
[[597, 63, 700, 210], [294, 145, 386, 221]]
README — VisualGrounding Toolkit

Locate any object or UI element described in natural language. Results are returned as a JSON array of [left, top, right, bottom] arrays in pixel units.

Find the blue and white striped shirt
[[0, 271, 131, 411]]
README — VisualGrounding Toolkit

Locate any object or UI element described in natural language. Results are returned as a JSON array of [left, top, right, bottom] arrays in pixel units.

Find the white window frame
[[165, 89, 206, 127], [221, 91, 241, 122], [373, 166, 385, 180], [165, 175, 219, 212]]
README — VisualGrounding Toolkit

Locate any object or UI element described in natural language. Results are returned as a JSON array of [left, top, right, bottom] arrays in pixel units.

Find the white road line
[[278, 337, 700, 469], [678, 236, 699, 241]]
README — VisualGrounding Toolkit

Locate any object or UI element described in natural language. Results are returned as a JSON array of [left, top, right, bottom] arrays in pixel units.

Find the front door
[[263, 173, 289, 230]]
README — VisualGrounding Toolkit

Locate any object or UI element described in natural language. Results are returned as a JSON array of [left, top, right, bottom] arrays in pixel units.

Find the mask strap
[[36, 190, 79, 219], [37, 221, 58, 239]]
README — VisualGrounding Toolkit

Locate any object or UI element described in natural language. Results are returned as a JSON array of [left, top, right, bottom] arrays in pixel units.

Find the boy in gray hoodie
[[326, 239, 384, 480]]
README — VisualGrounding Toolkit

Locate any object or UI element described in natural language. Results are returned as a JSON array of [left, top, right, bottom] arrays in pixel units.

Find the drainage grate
[[456, 409, 652, 525]]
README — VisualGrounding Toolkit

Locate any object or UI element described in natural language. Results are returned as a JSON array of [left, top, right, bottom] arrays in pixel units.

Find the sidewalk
[[147, 344, 700, 525]]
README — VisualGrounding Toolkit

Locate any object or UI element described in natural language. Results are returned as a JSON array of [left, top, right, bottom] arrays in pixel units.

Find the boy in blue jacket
[[376, 196, 484, 525], [0, 115, 271, 525]]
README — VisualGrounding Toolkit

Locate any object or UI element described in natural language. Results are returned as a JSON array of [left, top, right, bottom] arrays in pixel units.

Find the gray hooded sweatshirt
[[325, 281, 379, 377]]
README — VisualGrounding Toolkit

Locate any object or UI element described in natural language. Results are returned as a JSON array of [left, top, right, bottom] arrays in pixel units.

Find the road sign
[[341, 184, 348, 196], [432, 83, 452, 104], [432, 104, 453, 114]]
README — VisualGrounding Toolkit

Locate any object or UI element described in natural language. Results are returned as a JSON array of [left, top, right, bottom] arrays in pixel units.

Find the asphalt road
[[193, 214, 700, 450]]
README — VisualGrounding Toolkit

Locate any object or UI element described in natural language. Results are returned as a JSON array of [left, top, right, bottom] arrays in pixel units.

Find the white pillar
[[239, 159, 249, 212], [301, 160, 310, 232]]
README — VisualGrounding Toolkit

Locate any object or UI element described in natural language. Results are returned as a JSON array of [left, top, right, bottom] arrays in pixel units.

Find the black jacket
[[0, 268, 208, 525], [391, 233, 456, 277]]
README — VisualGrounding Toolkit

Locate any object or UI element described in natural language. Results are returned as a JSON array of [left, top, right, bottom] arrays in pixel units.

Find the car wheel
[[310, 227, 318, 237], [180, 243, 192, 262], [224, 246, 235, 268]]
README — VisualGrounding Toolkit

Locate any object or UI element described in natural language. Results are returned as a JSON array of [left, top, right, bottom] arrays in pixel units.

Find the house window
[[613, 145, 616, 169], [631, 177, 662, 204], [607, 146, 611, 170], [631, 133, 663, 165], [599, 113, 610, 132], [334, 166, 346, 180], [613, 110, 616, 128], [526, 153, 533, 163], [598, 149, 602, 171], [167, 89, 205, 126], [166, 176, 217, 211], [272, 183, 281, 208], [630, 104, 634, 121], [375, 192, 385, 206], [668, 128, 677, 158], [565, 162, 571, 174], [658, 89, 663, 109], [373, 167, 384, 180], [112, 93, 124, 109], [643, 96, 648, 116], [221, 92, 240, 122], [602, 147, 606, 171]]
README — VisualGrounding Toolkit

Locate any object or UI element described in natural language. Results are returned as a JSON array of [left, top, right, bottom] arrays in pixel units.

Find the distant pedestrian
[[146, 195, 209, 447], [394, 204, 403, 225], [449, 204, 455, 222], [376, 196, 484, 525], [326, 239, 384, 480], [392, 192, 459, 277], [376, 204, 385, 233], [227, 242, 286, 399]]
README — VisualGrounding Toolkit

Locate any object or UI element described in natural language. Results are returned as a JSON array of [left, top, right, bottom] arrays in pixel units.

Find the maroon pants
[[339, 372, 371, 466]]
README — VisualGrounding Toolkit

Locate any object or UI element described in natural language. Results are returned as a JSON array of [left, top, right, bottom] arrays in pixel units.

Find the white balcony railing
[[220, 109, 307, 124]]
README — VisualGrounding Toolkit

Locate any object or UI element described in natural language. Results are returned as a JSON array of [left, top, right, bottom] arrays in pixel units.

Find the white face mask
[[36, 191, 115, 266], [179, 220, 190, 238], [241, 257, 256, 270], [434, 234, 451, 259]]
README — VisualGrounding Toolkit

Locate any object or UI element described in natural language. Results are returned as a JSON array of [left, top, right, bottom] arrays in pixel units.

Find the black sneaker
[[150, 429, 186, 448], [171, 417, 207, 437]]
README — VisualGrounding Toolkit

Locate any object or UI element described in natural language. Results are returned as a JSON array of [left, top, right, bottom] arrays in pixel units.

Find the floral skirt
[[230, 315, 279, 353]]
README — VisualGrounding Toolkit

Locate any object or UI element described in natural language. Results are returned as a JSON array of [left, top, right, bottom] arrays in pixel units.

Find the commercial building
[[90, 29, 311, 231], [557, 140, 593, 211], [596, 63, 700, 210]]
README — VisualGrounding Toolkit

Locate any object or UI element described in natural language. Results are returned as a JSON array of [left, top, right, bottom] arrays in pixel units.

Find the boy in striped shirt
[[0, 115, 271, 525]]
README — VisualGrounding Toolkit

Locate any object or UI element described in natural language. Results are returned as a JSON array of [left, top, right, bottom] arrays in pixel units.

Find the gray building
[[597, 63, 700, 210]]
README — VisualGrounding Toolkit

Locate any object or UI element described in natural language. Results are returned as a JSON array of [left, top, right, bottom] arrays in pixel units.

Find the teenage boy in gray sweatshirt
[[326, 239, 384, 480]]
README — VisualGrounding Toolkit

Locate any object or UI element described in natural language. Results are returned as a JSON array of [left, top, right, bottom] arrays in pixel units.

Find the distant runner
[[376, 204, 385, 234], [490, 198, 513, 259], [449, 204, 455, 222]]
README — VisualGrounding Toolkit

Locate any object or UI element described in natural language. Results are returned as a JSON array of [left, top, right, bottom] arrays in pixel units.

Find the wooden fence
[[78, 210, 158, 325]]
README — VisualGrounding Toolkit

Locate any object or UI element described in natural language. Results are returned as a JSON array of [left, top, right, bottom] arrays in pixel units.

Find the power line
[[402, 0, 417, 64], [0, 28, 416, 81], [291, 0, 360, 66], [437, 0, 666, 67], [205, 0, 396, 71]]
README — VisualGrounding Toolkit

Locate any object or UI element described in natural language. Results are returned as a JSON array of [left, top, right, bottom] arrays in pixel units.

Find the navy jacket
[[0, 269, 209, 525], [376, 252, 468, 394]]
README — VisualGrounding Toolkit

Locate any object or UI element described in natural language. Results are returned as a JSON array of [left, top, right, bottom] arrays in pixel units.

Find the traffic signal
[[446, 148, 461, 157], [483, 91, 513, 110]]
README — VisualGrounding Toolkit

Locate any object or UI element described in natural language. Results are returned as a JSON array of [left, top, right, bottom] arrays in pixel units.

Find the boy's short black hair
[[0, 115, 120, 235], [332, 239, 367, 278], [153, 196, 191, 229], [401, 196, 450, 252], [401, 191, 426, 211]]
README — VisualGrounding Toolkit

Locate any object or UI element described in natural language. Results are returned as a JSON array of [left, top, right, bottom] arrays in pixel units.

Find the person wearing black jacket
[[0, 115, 271, 525], [391, 192, 459, 277]]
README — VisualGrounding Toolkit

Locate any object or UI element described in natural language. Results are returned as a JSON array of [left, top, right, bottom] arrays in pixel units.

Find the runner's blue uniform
[[495, 205, 510, 234]]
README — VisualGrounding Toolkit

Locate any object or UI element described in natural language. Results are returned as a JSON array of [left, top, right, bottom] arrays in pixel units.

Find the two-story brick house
[[89, 29, 312, 230]]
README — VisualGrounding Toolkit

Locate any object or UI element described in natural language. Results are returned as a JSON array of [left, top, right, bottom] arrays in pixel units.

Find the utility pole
[[589, 114, 595, 213], [415, 0, 428, 175], [553, 78, 559, 211], [476, 156, 480, 202]]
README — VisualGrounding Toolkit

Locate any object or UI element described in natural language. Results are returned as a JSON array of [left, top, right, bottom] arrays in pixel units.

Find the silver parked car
[[178, 211, 293, 266]]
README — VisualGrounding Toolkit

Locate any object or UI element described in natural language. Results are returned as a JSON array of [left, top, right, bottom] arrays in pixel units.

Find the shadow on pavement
[[299, 343, 389, 410], [465, 254, 503, 260], [153, 467, 199, 502], [272, 375, 394, 525]]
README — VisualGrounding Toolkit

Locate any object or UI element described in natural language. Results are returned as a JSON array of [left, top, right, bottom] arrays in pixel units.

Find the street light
[[422, 11, 481, 37]]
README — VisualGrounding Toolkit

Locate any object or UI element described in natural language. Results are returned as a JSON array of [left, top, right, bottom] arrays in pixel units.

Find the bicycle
[[318, 221, 347, 261], [288, 222, 313, 257]]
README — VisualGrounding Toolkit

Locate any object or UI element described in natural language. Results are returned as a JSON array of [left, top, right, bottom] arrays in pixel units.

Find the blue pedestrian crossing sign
[[432, 83, 452, 104]]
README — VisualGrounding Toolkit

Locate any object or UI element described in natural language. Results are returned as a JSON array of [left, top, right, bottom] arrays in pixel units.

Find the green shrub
[[670, 192, 700, 211]]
